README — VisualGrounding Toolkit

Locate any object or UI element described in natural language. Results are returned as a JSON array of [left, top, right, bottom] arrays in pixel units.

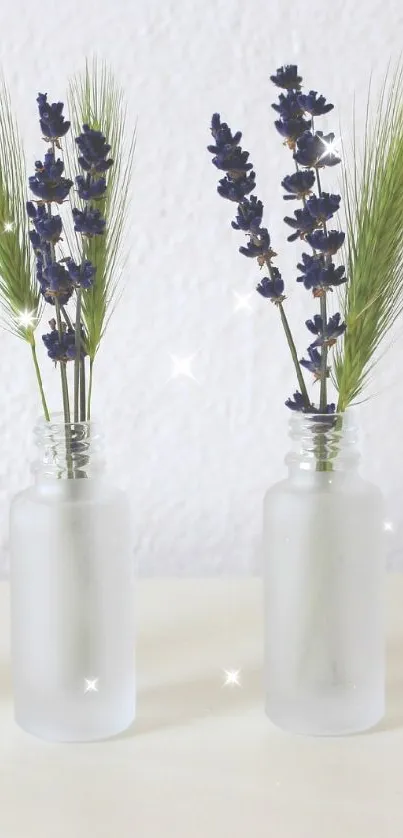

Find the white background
[[0, 0, 402, 575]]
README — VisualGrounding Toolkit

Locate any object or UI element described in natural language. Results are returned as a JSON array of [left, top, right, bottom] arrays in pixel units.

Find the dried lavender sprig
[[26, 94, 97, 479], [27, 95, 107, 433], [74, 288, 82, 422], [272, 66, 346, 413], [71, 125, 112, 422], [27, 95, 74, 432], [208, 112, 311, 410]]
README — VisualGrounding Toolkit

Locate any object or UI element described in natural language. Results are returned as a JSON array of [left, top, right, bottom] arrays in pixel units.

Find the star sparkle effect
[[84, 678, 99, 693], [223, 669, 241, 687], [320, 136, 342, 161], [168, 353, 199, 382], [17, 309, 37, 328], [233, 291, 253, 312], [3, 221, 14, 233], [383, 520, 394, 532]]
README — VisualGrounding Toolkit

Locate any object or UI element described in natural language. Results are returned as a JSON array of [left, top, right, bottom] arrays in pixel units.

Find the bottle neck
[[285, 412, 360, 477], [33, 418, 105, 482]]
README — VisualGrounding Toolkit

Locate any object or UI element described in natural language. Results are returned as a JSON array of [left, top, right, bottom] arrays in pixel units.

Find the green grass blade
[[335, 64, 403, 410], [0, 76, 42, 342], [66, 58, 136, 362]]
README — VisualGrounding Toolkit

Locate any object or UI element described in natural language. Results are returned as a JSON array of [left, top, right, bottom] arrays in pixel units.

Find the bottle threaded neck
[[33, 418, 105, 480], [285, 411, 360, 472]]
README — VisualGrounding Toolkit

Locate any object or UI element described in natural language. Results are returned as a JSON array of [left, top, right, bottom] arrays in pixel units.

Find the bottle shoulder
[[11, 479, 128, 510], [264, 471, 382, 501]]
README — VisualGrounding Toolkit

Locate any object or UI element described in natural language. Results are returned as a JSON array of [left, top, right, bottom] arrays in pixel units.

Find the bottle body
[[263, 414, 385, 736], [9, 421, 135, 742]]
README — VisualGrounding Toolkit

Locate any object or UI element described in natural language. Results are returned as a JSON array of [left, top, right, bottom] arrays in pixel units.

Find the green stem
[[319, 295, 328, 412], [296, 157, 329, 410], [46, 196, 71, 428], [55, 300, 74, 479], [315, 166, 329, 412], [278, 302, 311, 408], [55, 300, 71, 425], [31, 340, 50, 421], [87, 358, 94, 421], [74, 288, 82, 423], [46, 148, 74, 477], [61, 305, 73, 330], [265, 257, 310, 408], [80, 357, 86, 422]]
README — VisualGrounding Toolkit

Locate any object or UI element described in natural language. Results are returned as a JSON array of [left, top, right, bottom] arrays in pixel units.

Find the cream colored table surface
[[0, 577, 402, 838]]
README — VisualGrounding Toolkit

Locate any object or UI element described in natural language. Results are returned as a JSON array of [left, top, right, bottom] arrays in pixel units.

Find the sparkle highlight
[[169, 354, 198, 382], [319, 136, 341, 161], [233, 291, 253, 312], [17, 309, 37, 328], [223, 669, 241, 687], [84, 678, 99, 693]]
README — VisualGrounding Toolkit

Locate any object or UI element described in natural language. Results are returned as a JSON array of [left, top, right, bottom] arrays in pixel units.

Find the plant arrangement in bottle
[[0, 63, 136, 742], [207, 64, 403, 735]]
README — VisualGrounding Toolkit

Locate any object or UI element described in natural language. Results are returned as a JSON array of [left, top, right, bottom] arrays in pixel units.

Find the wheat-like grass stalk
[[0, 76, 49, 419], [334, 65, 403, 411], [66, 59, 135, 417]]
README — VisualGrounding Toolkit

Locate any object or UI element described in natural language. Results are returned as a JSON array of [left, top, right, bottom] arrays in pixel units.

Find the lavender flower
[[297, 91, 334, 116], [76, 174, 107, 201], [272, 93, 303, 119], [37, 93, 70, 141], [256, 272, 285, 302], [231, 196, 263, 231], [41, 284, 73, 308], [66, 259, 96, 289], [284, 207, 319, 242], [208, 114, 257, 203], [26, 203, 62, 243], [270, 66, 302, 91], [72, 206, 106, 236], [212, 145, 253, 175], [217, 173, 256, 201], [306, 312, 346, 346], [42, 320, 86, 362], [286, 391, 336, 414], [28, 212, 73, 305], [35, 251, 44, 283], [239, 228, 275, 264], [34, 241, 51, 265], [300, 346, 330, 379], [43, 262, 73, 296], [305, 229, 345, 254], [281, 170, 315, 200], [29, 230, 42, 250], [275, 116, 311, 144], [297, 254, 346, 292], [285, 391, 309, 411], [208, 113, 242, 150], [76, 125, 113, 173], [38, 256, 73, 306], [294, 131, 341, 168], [28, 151, 73, 203], [305, 193, 341, 224]]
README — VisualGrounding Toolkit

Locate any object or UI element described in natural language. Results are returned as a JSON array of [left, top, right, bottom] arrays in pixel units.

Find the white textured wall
[[0, 0, 403, 575]]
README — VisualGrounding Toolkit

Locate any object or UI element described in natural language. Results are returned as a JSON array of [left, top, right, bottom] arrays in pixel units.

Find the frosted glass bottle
[[263, 412, 385, 736], [9, 418, 135, 742]]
